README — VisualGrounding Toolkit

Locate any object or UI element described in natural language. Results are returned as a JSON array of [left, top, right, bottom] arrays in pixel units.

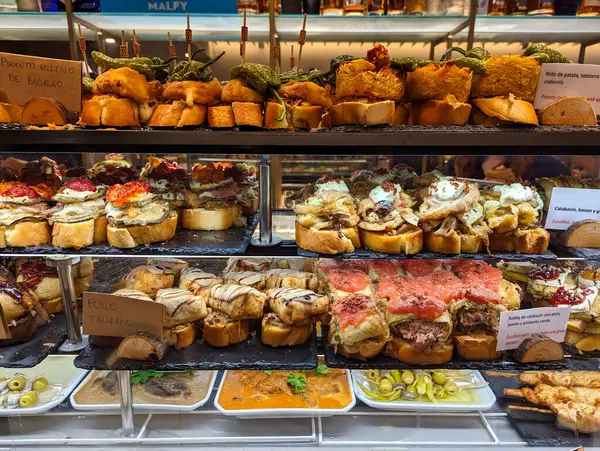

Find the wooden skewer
[[185, 13, 192, 63], [485, 371, 518, 378], [132, 30, 141, 57], [290, 45, 295, 70], [167, 32, 176, 69], [296, 13, 307, 73], [507, 404, 553, 414], [120, 30, 128, 58], [77, 24, 90, 78], [240, 9, 248, 64], [272, 32, 280, 74]]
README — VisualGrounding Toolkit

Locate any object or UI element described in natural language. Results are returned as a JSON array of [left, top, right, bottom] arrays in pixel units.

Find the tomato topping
[[451, 260, 502, 292], [319, 259, 369, 275], [402, 260, 442, 277], [0, 182, 39, 199], [387, 294, 447, 320], [328, 269, 371, 293], [463, 288, 504, 305], [64, 178, 97, 193], [550, 286, 593, 306], [33, 183, 55, 200], [368, 260, 400, 279], [106, 181, 150, 206], [331, 294, 374, 331], [529, 266, 562, 282]]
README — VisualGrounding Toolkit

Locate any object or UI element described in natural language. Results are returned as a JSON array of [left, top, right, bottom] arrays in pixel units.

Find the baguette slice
[[178, 104, 207, 127], [0, 220, 51, 248], [51, 216, 108, 249], [261, 313, 312, 347], [203, 311, 251, 347], [147, 102, 184, 127], [208, 105, 235, 128], [410, 95, 471, 125], [425, 229, 484, 254], [295, 223, 360, 255], [78, 95, 140, 127], [359, 227, 423, 255], [472, 97, 539, 125], [287, 105, 323, 130], [163, 323, 196, 350], [107, 211, 178, 248], [489, 228, 550, 254], [182, 205, 243, 231], [21, 97, 68, 126], [232, 102, 263, 127], [0, 103, 23, 123], [328, 100, 395, 126]]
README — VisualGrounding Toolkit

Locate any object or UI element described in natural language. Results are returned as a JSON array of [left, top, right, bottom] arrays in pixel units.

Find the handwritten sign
[[544, 187, 600, 230], [534, 63, 600, 114], [82, 292, 163, 339], [496, 307, 570, 351], [0, 52, 81, 112]]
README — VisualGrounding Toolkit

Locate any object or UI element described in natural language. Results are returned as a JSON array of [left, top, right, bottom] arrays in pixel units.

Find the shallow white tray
[[0, 355, 88, 416], [70, 370, 217, 412], [352, 370, 496, 412], [214, 369, 356, 419]]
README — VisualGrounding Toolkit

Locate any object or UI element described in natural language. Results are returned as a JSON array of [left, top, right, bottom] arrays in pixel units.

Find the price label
[[496, 307, 570, 351], [82, 292, 163, 339], [544, 187, 600, 230], [534, 63, 600, 114]]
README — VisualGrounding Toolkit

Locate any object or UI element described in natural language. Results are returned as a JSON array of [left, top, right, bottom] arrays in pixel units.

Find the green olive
[[18, 391, 38, 408], [8, 376, 26, 392], [401, 371, 415, 385], [366, 369, 379, 380], [444, 380, 458, 395], [379, 379, 393, 394], [384, 374, 395, 385], [432, 372, 448, 386], [32, 377, 48, 392]]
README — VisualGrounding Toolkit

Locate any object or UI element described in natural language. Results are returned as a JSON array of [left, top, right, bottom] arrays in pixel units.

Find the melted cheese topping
[[0, 205, 45, 226], [52, 198, 106, 223], [105, 201, 169, 225], [54, 188, 101, 202]]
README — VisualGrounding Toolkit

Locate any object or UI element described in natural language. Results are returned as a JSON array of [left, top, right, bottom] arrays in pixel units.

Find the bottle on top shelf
[[577, 0, 600, 15], [303, 0, 321, 13], [258, 0, 282, 13], [387, 0, 405, 13], [488, 0, 507, 14], [322, 0, 344, 14], [508, 0, 529, 14], [367, 0, 386, 14], [527, 0, 554, 15], [406, 0, 427, 14], [443, 0, 465, 15], [343, 0, 366, 14], [238, 0, 259, 13]]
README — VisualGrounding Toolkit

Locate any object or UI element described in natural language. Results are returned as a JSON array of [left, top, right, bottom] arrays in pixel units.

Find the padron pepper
[[452, 56, 486, 74], [82, 76, 94, 93], [169, 50, 226, 83], [91, 51, 173, 81], [442, 46, 490, 62], [324, 55, 360, 85], [280, 69, 325, 86], [230, 63, 286, 121], [521, 43, 571, 63]]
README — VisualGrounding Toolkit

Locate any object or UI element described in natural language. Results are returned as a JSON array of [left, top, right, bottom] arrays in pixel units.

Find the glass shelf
[[0, 12, 96, 40]]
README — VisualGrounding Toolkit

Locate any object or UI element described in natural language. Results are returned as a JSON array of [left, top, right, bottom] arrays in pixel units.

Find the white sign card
[[544, 187, 600, 230], [496, 307, 570, 351], [534, 63, 600, 114]]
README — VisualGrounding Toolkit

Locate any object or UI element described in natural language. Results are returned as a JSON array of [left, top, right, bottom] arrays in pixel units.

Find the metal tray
[[297, 247, 557, 261], [73, 329, 318, 371], [0, 215, 258, 257], [0, 314, 67, 368], [484, 371, 594, 447]]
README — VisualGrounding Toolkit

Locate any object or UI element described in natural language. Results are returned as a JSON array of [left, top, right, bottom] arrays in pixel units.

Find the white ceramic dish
[[214, 369, 356, 419], [0, 355, 88, 416], [352, 370, 496, 412], [70, 370, 217, 412]]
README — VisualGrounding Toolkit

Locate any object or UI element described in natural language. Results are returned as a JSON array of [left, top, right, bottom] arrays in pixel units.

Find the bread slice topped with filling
[[204, 309, 251, 347], [203, 283, 266, 320], [264, 269, 319, 291], [179, 267, 223, 294], [116, 264, 176, 297], [221, 271, 265, 290]]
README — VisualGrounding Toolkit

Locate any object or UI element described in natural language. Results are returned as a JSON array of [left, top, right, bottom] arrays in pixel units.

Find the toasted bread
[[489, 228, 550, 254], [472, 97, 538, 125], [264, 102, 290, 129], [425, 229, 485, 254], [0, 220, 51, 248], [107, 211, 178, 248], [232, 102, 263, 127], [51, 216, 108, 249], [182, 205, 243, 231], [295, 222, 360, 255], [21, 97, 69, 126], [328, 100, 396, 126], [0, 103, 23, 123], [410, 95, 472, 125], [208, 105, 236, 128], [287, 105, 324, 130], [359, 227, 423, 255], [78, 95, 140, 127]]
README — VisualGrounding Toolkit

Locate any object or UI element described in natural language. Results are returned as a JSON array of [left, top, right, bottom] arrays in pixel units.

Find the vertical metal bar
[[446, 35, 453, 50], [65, 0, 77, 60], [260, 154, 272, 243], [466, 0, 477, 50], [118, 371, 135, 437], [97, 32, 106, 55], [429, 42, 435, 61], [578, 43, 587, 64]]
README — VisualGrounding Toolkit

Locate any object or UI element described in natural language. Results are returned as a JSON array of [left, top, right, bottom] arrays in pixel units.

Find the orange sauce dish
[[218, 368, 353, 411]]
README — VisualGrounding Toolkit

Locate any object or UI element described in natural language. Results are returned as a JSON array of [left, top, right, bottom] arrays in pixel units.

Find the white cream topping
[[493, 183, 543, 210], [555, 286, 599, 313], [369, 184, 402, 204], [51, 198, 105, 222], [54, 188, 97, 201], [0, 195, 39, 205], [315, 180, 349, 195], [430, 178, 465, 201], [0, 205, 45, 226]]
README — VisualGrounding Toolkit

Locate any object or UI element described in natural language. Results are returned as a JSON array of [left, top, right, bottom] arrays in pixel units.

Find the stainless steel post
[[466, 0, 477, 50], [46, 255, 88, 352], [64, 0, 78, 60], [118, 371, 135, 437], [251, 154, 282, 247]]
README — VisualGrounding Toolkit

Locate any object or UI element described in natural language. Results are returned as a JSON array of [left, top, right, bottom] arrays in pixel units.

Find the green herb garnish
[[130, 370, 192, 385], [287, 373, 307, 394], [315, 364, 330, 376], [264, 370, 273, 375]]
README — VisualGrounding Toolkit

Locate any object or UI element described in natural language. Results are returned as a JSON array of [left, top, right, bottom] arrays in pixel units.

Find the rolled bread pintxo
[[155, 288, 208, 328], [204, 283, 266, 320], [264, 269, 319, 291], [266, 287, 328, 325]]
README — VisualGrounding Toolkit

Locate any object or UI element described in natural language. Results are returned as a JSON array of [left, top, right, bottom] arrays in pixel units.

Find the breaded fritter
[[406, 63, 472, 103], [162, 78, 222, 107], [335, 59, 404, 102], [279, 81, 333, 109], [471, 55, 541, 102], [92, 67, 150, 104], [221, 78, 265, 104]]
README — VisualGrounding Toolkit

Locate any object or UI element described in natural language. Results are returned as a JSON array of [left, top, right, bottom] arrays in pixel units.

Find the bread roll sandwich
[[203, 309, 251, 347], [182, 163, 245, 231], [155, 288, 208, 349], [358, 181, 423, 254], [116, 264, 176, 297], [277, 69, 332, 130], [80, 51, 168, 127], [50, 177, 107, 249], [264, 269, 319, 291], [326, 44, 405, 126], [140, 156, 189, 209], [0, 281, 49, 345], [204, 283, 266, 320], [328, 293, 390, 360], [481, 182, 549, 254], [105, 181, 177, 248], [146, 258, 188, 281], [294, 176, 360, 254], [179, 267, 223, 294], [224, 163, 259, 215], [209, 78, 264, 128], [221, 271, 265, 290], [418, 177, 489, 254], [156, 51, 225, 128], [262, 288, 328, 347], [224, 257, 290, 273]]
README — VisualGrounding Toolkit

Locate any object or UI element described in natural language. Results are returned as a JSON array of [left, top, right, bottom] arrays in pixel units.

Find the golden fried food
[[92, 67, 150, 104], [336, 59, 404, 102], [279, 81, 333, 109], [471, 55, 541, 102], [221, 78, 265, 104], [162, 78, 222, 107], [406, 63, 472, 103]]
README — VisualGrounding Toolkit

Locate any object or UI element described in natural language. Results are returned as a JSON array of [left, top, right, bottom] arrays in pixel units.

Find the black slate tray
[[0, 215, 258, 257], [74, 329, 318, 371], [552, 244, 600, 261], [484, 371, 595, 447], [0, 314, 67, 368], [298, 247, 557, 261]]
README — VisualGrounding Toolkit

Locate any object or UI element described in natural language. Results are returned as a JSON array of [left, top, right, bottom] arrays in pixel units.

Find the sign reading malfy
[[534, 63, 600, 114], [496, 307, 569, 351], [544, 187, 600, 230], [82, 292, 163, 339], [0, 52, 82, 112]]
